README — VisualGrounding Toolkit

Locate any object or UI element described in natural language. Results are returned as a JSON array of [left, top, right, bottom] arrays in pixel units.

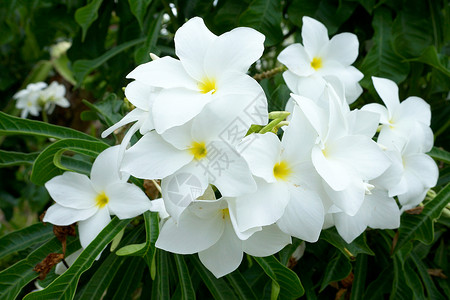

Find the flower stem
[[42, 110, 49, 123], [253, 66, 287, 81]]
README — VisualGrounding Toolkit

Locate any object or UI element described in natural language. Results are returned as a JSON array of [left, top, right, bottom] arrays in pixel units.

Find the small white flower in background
[[126, 16, 267, 133], [229, 105, 325, 242], [156, 197, 291, 278], [13, 82, 47, 118], [362, 77, 433, 151], [278, 16, 363, 104], [50, 41, 71, 59], [39, 81, 70, 114], [43, 146, 154, 249]]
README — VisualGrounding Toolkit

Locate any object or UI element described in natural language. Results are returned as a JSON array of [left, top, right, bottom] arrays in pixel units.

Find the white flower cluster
[[14, 81, 70, 118], [43, 16, 438, 278]]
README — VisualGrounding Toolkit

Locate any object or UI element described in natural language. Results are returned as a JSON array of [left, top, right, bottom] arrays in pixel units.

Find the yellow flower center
[[222, 208, 230, 219], [189, 141, 207, 160], [95, 191, 109, 208], [273, 161, 292, 181], [198, 78, 217, 94], [311, 57, 322, 70]]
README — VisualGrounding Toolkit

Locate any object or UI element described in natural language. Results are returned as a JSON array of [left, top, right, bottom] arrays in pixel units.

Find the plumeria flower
[[40, 81, 70, 114], [292, 90, 391, 216], [156, 197, 291, 278], [324, 185, 400, 243], [362, 77, 433, 150], [278, 17, 363, 103], [126, 16, 267, 133], [121, 100, 257, 220], [13, 82, 47, 118], [229, 106, 324, 242], [384, 125, 438, 210], [43, 146, 153, 249]]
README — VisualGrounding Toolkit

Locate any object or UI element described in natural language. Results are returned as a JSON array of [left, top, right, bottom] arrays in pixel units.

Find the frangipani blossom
[[292, 91, 391, 216], [156, 198, 291, 278], [230, 106, 324, 242], [39, 81, 70, 114], [14, 82, 47, 118], [278, 17, 363, 103], [44, 146, 152, 249], [127, 16, 267, 133], [121, 101, 257, 220], [363, 77, 433, 150]]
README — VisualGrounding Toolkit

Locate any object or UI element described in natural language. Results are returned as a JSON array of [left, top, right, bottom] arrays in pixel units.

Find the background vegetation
[[0, 0, 449, 299]]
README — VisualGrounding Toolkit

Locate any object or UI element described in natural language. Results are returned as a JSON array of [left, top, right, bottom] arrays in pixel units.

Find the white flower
[[43, 146, 153, 248], [292, 90, 391, 216], [155, 198, 291, 278], [126, 16, 267, 133], [13, 82, 47, 118], [121, 101, 257, 220], [278, 17, 363, 103], [55, 248, 83, 275], [362, 77, 433, 151], [40, 81, 70, 114], [229, 106, 324, 242]]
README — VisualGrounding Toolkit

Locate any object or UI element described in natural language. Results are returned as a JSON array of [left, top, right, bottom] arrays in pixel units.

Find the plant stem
[[253, 66, 287, 81]]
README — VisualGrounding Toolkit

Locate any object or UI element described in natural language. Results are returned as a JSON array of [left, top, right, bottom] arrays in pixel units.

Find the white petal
[[230, 179, 289, 232], [238, 133, 281, 183], [124, 81, 158, 111], [362, 103, 389, 124], [155, 208, 224, 254], [333, 211, 368, 244], [296, 75, 327, 101], [78, 208, 111, 248], [101, 108, 146, 138], [242, 224, 291, 256], [152, 88, 212, 133], [160, 162, 209, 221], [278, 44, 314, 76], [312, 145, 351, 191], [204, 27, 265, 78], [302, 16, 329, 58], [325, 33, 359, 65], [365, 189, 400, 229], [277, 186, 324, 242], [150, 198, 170, 219], [43, 203, 97, 226], [372, 77, 400, 115], [175, 17, 217, 81], [198, 221, 243, 278], [204, 141, 257, 197], [292, 94, 327, 139], [121, 131, 193, 179], [395, 96, 431, 126], [45, 172, 97, 209], [127, 56, 197, 90], [327, 135, 391, 180], [323, 177, 365, 216], [160, 119, 194, 150], [347, 109, 380, 138], [282, 71, 301, 94], [106, 182, 151, 219], [55, 249, 83, 275], [405, 153, 438, 188], [91, 146, 128, 191]]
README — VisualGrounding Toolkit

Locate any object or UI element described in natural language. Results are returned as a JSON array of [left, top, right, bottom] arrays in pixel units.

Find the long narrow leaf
[[174, 254, 196, 300], [0, 150, 39, 167]]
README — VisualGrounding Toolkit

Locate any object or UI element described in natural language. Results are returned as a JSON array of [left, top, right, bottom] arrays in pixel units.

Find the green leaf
[[394, 183, 450, 252], [319, 252, 352, 292], [134, 12, 163, 64], [152, 250, 170, 300], [0, 223, 53, 260], [253, 255, 304, 299], [428, 147, 450, 164], [31, 138, 108, 185], [408, 46, 450, 77], [24, 217, 131, 300], [128, 0, 152, 30], [108, 257, 146, 300], [320, 228, 374, 259], [0, 150, 39, 167], [390, 246, 414, 300], [191, 255, 236, 300], [75, 0, 104, 42], [0, 238, 78, 300], [410, 252, 444, 299], [350, 254, 367, 300], [360, 8, 410, 87], [174, 254, 196, 300], [239, 0, 283, 47], [52, 54, 77, 85], [226, 270, 258, 300], [0, 111, 99, 141], [73, 37, 145, 84]]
